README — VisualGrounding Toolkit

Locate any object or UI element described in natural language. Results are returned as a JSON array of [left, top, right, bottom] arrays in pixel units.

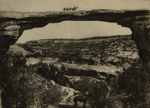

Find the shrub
[[74, 76, 109, 108], [40, 86, 63, 107], [0, 56, 63, 108], [118, 61, 150, 107], [88, 81, 108, 108]]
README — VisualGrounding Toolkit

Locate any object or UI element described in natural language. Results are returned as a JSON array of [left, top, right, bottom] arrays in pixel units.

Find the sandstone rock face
[[6, 45, 31, 56], [0, 9, 150, 63], [61, 62, 122, 79], [131, 23, 150, 63]]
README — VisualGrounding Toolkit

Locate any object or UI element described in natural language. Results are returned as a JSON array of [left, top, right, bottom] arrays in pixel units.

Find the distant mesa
[[0, 9, 150, 63]]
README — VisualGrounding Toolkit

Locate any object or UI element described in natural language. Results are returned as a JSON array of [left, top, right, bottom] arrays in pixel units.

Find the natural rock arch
[[0, 9, 150, 64]]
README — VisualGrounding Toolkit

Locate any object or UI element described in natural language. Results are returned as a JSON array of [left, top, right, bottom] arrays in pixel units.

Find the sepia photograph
[[0, 0, 150, 108]]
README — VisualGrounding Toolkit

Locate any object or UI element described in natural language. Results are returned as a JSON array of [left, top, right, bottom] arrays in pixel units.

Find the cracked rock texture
[[0, 9, 150, 63]]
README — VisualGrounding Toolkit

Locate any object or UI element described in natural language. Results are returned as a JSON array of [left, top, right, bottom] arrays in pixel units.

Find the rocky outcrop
[[61, 62, 122, 78], [0, 9, 150, 63], [6, 45, 31, 56]]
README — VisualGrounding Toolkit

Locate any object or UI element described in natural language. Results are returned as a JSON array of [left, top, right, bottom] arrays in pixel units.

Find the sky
[[0, 0, 150, 43]]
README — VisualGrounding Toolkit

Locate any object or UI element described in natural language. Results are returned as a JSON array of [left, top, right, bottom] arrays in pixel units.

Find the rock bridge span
[[0, 9, 150, 63]]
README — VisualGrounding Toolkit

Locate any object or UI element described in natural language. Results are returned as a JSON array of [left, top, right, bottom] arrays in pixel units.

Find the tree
[[74, 76, 109, 108], [1, 65, 63, 108]]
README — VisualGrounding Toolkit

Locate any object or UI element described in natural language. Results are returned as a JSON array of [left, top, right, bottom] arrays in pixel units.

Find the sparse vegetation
[[1, 34, 148, 108], [118, 60, 150, 108], [0, 55, 63, 108], [19, 35, 138, 66]]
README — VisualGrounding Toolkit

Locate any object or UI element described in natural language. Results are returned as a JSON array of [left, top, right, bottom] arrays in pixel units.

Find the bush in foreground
[[0, 56, 63, 108]]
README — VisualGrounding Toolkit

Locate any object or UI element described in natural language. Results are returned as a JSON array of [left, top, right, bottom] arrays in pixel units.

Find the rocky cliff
[[0, 9, 150, 63]]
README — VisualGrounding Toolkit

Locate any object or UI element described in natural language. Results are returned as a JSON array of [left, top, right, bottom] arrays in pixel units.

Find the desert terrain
[[1, 34, 148, 108]]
